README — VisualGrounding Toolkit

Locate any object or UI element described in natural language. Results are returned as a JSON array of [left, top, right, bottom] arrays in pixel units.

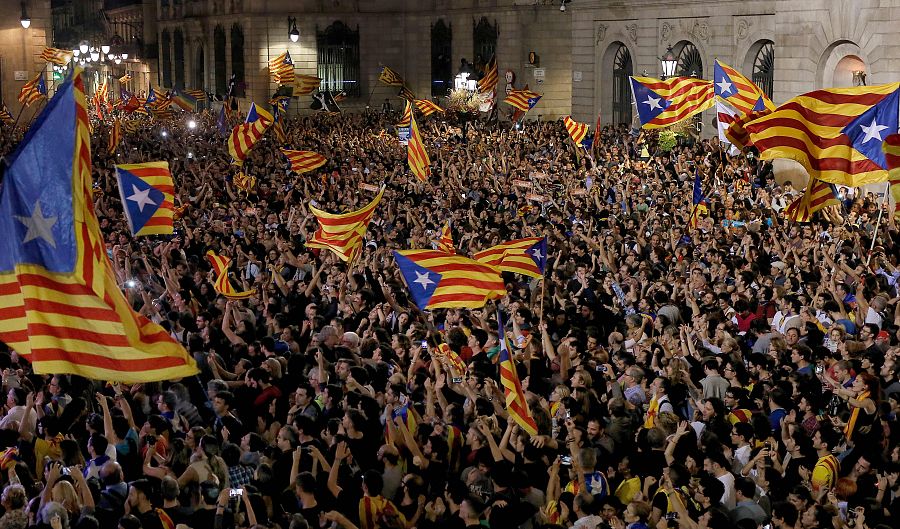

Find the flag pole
[[864, 181, 891, 267]]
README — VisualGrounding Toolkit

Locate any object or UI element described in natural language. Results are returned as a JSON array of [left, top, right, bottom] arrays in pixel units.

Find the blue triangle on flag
[[527, 238, 548, 273], [117, 169, 165, 234], [713, 61, 737, 99], [631, 78, 671, 124], [752, 96, 767, 112], [841, 88, 900, 169], [394, 252, 442, 310]]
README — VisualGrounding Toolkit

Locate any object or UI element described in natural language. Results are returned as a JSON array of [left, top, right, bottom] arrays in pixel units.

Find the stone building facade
[[0, 0, 52, 114]]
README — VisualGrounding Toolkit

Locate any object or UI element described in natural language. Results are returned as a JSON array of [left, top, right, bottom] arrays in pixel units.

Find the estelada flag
[[393, 250, 505, 310], [0, 68, 197, 382], [115, 162, 175, 236]]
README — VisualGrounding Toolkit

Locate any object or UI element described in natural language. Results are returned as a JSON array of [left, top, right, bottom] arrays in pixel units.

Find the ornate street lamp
[[660, 46, 678, 79]]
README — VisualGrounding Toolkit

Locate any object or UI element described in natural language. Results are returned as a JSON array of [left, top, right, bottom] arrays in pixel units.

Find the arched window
[[231, 24, 245, 97], [160, 30, 172, 87], [431, 19, 452, 97], [317, 21, 360, 97], [677, 42, 703, 78], [752, 41, 774, 98], [473, 17, 497, 73], [612, 44, 633, 126], [214, 26, 226, 95], [173, 29, 185, 87]]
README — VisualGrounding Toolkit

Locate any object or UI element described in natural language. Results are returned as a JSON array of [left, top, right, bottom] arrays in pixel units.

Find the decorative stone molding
[[736, 18, 753, 41], [660, 21, 673, 43], [625, 23, 638, 43], [596, 23, 608, 45], [683, 19, 710, 42]]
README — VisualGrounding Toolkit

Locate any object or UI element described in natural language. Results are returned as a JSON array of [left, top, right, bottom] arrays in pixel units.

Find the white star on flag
[[530, 247, 544, 261], [127, 184, 157, 212], [413, 270, 435, 290], [643, 96, 663, 111], [716, 77, 733, 95], [15, 200, 57, 248], [859, 118, 888, 144]]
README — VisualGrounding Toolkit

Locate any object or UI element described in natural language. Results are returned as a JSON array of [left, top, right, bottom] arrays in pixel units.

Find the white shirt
[[0, 406, 36, 432], [718, 471, 736, 509]]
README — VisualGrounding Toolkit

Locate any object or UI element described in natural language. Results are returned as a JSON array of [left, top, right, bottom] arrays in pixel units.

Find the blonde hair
[[51, 480, 79, 513]]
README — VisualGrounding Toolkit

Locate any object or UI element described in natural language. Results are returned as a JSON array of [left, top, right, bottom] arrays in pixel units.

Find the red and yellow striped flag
[[228, 103, 273, 165], [0, 104, 14, 125], [478, 56, 498, 94], [41, 47, 71, 66], [115, 162, 176, 236], [397, 99, 412, 127], [207, 251, 253, 299], [407, 115, 430, 182], [744, 83, 899, 187], [269, 51, 295, 85], [880, 134, 900, 221], [504, 89, 542, 112], [281, 149, 327, 174], [18, 73, 47, 107], [184, 88, 207, 102], [563, 116, 589, 145], [118, 73, 132, 84], [295, 74, 321, 96], [378, 66, 406, 87], [107, 118, 121, 154], [474, 237, 548, 278], [0, 69, 198, 382], [630, 76, 714, 129], [783, 179, 840, 223], [714, 60, 776, 114], [435, 342, 466, 377], [398, 85, 416, 101], [359, 496, 405, 529], [307, 187, 385, 262], [392, 250, 506, 310], [232, 171, 257, 193], [497, 309, 538, 435], [436, 222, 455, 253], [414, 99, 444, 117]]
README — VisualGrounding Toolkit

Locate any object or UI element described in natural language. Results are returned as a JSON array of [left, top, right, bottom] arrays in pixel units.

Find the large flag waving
[[563, 116, 590, 145], [744, 83, 900, 187], [295, 74, 322, 96], [115, 162, 175, 236], [41, 47, 71, 66], [228, 103, 273, 165], [715, 100, 741, 155], [307, 187, 385, 262], [504, 90, 542, 112], [497, 309, 538, 435], [269, 51, 295, 85], [378, 66, 406, 86], [393, 250, 505, 310], [0, 69, 198, 382], [397, 99, 412, 128], [408, 114, 430, 181], [630, 76, 714, 129], [713, 60, 775, 114], [414, 99, 444, 117], [207, 251, 253, 299], [474, 237, 547, 278]]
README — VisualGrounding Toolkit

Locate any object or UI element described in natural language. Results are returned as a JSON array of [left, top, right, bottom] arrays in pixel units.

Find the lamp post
[[20, 2, 30, 28], [660, 46, 678, 79], [288, 17, 300, 43]]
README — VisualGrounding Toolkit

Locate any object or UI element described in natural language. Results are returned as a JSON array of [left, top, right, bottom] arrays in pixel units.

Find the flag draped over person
[[496, 309, 538, 435], [0, 69, 198, 382], [207, 251, 253, 299], [307, 187, 385, 262], [630, 76, 715, 129], [688, 171, 709, 228], [713, 59, 776, 114], [474, 237, 548, 278], [744, 83, 900, 187], [393, 250, 506, 310], [115, 162, 175, 236]]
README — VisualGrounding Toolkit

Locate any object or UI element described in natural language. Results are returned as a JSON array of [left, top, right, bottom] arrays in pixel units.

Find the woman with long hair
[[178, 435, 229, 505], [829, 372, 881, 446]]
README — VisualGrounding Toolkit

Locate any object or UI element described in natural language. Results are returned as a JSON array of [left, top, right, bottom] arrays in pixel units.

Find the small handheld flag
[[207, 251, 253, 299]]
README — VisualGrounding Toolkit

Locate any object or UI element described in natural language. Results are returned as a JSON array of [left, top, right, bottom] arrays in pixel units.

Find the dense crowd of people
[[0, 99, 899, 529]]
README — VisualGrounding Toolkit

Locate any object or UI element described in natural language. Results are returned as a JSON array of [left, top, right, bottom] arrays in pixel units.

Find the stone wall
[[0, 0, 51, 114]]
